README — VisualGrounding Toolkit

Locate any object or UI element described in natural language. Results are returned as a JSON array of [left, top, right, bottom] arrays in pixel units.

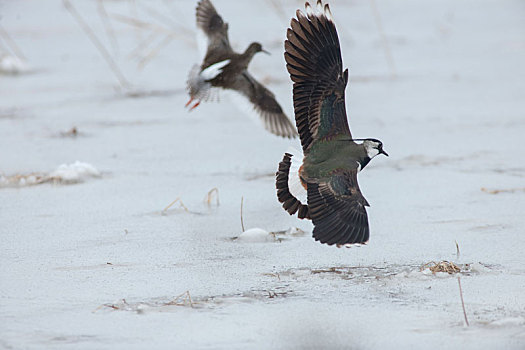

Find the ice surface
[[1, 0, 525, 349]]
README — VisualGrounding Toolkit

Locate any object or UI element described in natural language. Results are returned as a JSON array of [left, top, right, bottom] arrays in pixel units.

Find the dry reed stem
[[94, 298, 129, 312], [97, 0, 119, 55], [457, 276, 470, 326], [240, 196, 245, 232], [481, 187, 525, 195], [262, 272, 281, 281], [204, 188, 220, 206], [137, 34, 175, 70], [265, 0, 289, 23], [166, 290, 194, 308], [110, 13, 174, 34], [421, 261, 461, 274], [63, 0, 131, 89], [0, 24, 26, 60], [369, 0, 396, 78], [162, 197, 189, 214], [1, 173, 57, 186], [127, 30, 159, 59], [137, 2, 194, 39]]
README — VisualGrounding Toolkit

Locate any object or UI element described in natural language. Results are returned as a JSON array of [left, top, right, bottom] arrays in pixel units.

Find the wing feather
[[285, 2, 352, 153], [306, 169, 370, 246], [196, 0, 233, 65], [231, 72, 298, 138]]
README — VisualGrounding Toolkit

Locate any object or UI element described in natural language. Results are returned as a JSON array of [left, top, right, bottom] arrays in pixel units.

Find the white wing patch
[[200, 59, 230, 80], [286, 147, 308, 204]]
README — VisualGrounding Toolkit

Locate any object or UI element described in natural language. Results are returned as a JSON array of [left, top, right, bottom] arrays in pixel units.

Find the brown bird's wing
[[307, 169, 370, 246], [196, 0, 233, 65], [285, 1, 352, 153], [231, 71, 298, 138]]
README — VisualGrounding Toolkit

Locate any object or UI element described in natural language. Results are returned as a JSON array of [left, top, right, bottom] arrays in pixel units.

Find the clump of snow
[[282, 226, 306, 236], [0, 54, 30, 75], [235, 228, 276, 243], [48, 161, 100, 183], [233, 227, 306, 242], [0, 161, 100, 187]]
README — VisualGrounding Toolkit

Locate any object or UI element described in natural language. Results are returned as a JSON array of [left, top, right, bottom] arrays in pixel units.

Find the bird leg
[[185, 97, 194, 107], [189, 101, 201, 111]]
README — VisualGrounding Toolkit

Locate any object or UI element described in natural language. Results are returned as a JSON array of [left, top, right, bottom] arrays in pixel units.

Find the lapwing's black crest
[[186, 0, 298, 139], [276, 1, 388, 247]]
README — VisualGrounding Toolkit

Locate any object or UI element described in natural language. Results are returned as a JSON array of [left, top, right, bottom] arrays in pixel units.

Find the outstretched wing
[[231, 71, 298, 138], [285, 1, 352, 153], [196, 0, 233, 65], [307, 169, 370, 246]]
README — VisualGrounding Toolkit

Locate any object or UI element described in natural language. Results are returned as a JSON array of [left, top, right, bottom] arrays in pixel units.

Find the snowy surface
[[1, 0, 525, 349]]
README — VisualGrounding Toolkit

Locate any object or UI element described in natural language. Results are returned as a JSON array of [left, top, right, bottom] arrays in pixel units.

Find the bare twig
[[63, 0, 131, 89], [455, 240, 460, 260], [240, 196, 245, 232], [162, 197, 188, 214], [369, 0, 396, 78], [457, 276, 469, 326]]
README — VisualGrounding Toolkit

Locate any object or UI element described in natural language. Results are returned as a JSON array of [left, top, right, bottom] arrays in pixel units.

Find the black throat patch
[[358, 156, 371, 171]]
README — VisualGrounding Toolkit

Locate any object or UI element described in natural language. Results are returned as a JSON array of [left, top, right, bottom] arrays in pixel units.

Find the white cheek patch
[[366, 147, 380, 159], [200, 59, 231, 80], [363, 141, 381, 159]]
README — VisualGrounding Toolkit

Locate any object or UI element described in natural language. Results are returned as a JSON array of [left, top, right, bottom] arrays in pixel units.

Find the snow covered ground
[[1, 0, 525, 349]]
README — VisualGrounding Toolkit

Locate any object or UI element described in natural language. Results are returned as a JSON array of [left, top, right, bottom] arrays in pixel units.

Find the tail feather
[[186, 64, 222, 103], [276, 153, 310, 219]]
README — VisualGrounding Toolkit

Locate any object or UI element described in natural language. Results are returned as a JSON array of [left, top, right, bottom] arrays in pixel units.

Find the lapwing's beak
[[380, 149, 389, 157], [261, 49, 271, 55]]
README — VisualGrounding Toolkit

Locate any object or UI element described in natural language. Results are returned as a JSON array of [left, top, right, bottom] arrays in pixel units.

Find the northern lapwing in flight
[[186, 0, 298, 138], [276, 1, 388, 247]]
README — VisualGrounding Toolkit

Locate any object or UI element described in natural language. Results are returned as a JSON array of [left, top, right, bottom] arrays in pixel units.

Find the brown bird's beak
[[261, 49, 271, 55], [380, 149, 389, 157]]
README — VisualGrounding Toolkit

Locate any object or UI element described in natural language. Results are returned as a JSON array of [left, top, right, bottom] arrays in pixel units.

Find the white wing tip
[[305, 2, 314, 17], [336, 241, 368, 248], [303, 1, 333, 22], [324, 4, 334, 21]]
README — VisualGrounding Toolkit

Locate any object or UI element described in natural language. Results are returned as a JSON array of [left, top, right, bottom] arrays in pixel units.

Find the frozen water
[[1, 0, 525, 349]]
